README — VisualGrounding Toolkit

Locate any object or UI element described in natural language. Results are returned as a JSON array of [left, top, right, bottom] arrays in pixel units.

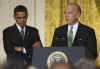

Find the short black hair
[[14, 5, 28, 16]]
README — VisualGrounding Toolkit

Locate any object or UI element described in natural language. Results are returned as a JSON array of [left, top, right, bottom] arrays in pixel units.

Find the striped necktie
[[20, 27, 24, 40]]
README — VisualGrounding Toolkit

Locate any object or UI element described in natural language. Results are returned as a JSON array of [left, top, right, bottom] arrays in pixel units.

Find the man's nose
[[20, 18, 24, 21], [66, 15, 69, 19]]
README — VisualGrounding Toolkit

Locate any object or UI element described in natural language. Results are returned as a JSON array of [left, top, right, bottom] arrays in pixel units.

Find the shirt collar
[[68, 22, 79, 29], [16, 23, 25, 32]]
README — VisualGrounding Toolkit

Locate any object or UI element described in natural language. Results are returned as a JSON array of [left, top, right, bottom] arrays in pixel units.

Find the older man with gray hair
[[74, 58, 97, 69], [49, 61, 75, 69]]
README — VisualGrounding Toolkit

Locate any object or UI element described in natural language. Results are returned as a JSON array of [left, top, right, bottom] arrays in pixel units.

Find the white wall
[[0, 0, 45, 63]]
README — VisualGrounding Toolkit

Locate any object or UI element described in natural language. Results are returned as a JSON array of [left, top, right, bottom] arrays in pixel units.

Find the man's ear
[[76, 13, 80, 20], [77, 13, 81, 18]]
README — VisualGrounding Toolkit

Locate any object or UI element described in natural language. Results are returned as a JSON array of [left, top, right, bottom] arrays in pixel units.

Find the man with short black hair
[[3, 5, 42, 65]]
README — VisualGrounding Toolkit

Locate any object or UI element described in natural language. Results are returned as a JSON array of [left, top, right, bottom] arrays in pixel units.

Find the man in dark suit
[[3, 5, 41, 65], [52, 3, 97, 60]]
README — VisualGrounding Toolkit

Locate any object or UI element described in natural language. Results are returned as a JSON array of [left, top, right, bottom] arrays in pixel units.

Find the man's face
[[51, 64, 71, 69], [65, 5, 80, 25], [14, 11, 28, 27]]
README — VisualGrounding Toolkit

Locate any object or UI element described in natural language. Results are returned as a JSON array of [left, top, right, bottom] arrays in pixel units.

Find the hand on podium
[[33, 42, 41, 48]]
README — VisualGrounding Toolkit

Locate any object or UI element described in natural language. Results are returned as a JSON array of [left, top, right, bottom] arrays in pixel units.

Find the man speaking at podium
[[52, 3, 97, 60]]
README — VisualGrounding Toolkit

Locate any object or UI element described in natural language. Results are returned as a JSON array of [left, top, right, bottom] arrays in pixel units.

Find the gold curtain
[[45, 0, 100, 66]]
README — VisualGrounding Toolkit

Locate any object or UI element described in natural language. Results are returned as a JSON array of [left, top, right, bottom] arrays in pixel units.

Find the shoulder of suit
[[56, 24, 67, 30], [3, 25, 15, 33], [53, 24, 67, 33], [80, 23, 94, 31], [26, 25, 39, 32]]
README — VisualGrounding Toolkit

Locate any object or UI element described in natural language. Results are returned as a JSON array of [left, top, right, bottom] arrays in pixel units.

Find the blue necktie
[[21, 27, 24, 40]]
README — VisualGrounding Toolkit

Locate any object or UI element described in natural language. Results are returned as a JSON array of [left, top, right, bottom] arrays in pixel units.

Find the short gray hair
[[27, 66, 37, 69], [50, 61, 75, 69], [67, 3, 81, 14], [74, 58, 96, 69]]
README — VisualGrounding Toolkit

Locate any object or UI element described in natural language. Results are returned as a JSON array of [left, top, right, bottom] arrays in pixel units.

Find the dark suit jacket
[[3, 24, 41, 64], [52, 23, 97, 60]]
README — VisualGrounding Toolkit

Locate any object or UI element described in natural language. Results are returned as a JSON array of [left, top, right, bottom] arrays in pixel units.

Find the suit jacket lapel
[[72, 23, 82, 46], [63, 24, 68, 46], [24, 26, 29, 40], [13, 24, 23, 41], [66, 25, 68, 46]]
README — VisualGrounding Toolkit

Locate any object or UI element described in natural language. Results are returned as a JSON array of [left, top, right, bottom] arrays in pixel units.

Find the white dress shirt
[[68, 22, 79, 42], [16, 23, 26, 35], [16, 23, 26, 54]]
